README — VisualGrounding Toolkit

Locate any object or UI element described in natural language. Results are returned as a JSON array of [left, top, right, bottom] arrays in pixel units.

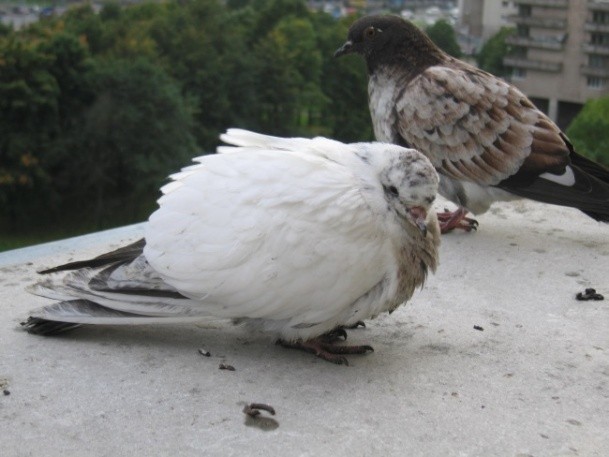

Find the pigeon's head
[[358, 144, 439, 238], [334, 15, 443, 73]]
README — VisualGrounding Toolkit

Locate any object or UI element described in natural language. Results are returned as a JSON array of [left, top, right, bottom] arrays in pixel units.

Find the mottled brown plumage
[[335, 15, 609, 228]]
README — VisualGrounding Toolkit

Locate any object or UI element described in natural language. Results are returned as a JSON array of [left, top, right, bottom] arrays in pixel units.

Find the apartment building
[[504, 0, 609, 129], [459, 0, 517, 40]]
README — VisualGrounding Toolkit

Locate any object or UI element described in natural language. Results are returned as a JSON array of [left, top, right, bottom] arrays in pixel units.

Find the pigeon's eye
[[386, 185, 399, 197], [364, 26, 377, 40]]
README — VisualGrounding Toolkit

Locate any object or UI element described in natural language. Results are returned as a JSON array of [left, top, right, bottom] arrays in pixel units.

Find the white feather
[[28, 129, 440, 341], [540, 166, 576, 187], [145, 149, 390, 336]]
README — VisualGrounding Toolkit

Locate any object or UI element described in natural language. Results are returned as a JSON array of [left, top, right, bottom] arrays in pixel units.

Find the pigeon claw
[[277, 338, 374, 366], [437, 207, 478, 234], [321, 327, 348, 343], [345, 320, 366, 329], [320, 321, 367, 343]]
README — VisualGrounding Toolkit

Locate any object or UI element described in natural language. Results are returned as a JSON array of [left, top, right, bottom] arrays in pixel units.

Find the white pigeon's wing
[[29, 264, 209, 317], [27, 254, 226, 331], [163, 131, 356, 196], [27, 299, 211, 326], [395, 65, 570, 186], [144, 149, 392, 331], [217, 128, 357, 163]]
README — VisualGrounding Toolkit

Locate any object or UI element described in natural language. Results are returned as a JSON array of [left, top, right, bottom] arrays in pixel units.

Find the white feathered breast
[[144, 148, 397, 337]]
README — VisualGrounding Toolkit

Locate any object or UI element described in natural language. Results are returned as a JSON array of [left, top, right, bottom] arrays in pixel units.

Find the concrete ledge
[[1, 199, 608, 456], [0, 223, 146, 268]]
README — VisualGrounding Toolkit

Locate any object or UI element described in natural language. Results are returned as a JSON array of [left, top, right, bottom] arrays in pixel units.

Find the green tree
[[251, 15, 326, 134], [0, 21, 11, 37], [425, 19, 462, 58], [60, 58, 198, 226], [148, 0, 254, 148], [566, 96, 609, 167], [0, 34, 66, 227], [314, 13, 372, 141], [0, 0, 384, 249], [246, 0, 309, 41], [477, 27, 514, 77]]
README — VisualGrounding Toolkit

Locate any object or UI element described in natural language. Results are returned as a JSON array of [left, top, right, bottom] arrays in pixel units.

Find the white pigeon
[[24, 129, 440, 365]]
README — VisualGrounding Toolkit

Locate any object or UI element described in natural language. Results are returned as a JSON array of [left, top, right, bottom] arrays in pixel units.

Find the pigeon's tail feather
[[571, 151, 609, 222], [29, 267, 207, 318], [23, 299, 208, 335], [555, 161, 609, 222], [570, 151, 609, 185], [570, 161, 609, 222], [26, 244, 218, 335], [582, 210, 609, 223], [500, 162, 609, 222], [39, 239, 145, 274]]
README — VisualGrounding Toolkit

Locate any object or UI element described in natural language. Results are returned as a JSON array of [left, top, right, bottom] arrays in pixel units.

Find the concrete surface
[[0, 199, 608, 457]]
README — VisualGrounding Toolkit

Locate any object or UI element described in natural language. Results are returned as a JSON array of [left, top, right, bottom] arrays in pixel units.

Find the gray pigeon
[[23, 129, 440, 365], [335, 14, 609, 232]]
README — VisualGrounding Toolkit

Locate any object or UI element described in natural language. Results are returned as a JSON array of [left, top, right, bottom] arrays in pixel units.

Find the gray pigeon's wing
[[394, 64, 571, 186]]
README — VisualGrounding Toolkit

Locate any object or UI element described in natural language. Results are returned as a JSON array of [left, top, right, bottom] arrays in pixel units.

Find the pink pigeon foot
[[276, 338, 374, 365], [437, 206, 478, 234]]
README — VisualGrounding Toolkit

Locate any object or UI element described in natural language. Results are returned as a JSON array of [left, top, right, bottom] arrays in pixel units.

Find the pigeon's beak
[[334, 40, 354, 58], [407, 206, 428, 237]]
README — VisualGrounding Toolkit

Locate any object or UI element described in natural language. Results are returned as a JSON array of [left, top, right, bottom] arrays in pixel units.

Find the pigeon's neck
[[367, 51, 442, 81], [369, 62, 421, 86], [394, 219, 440, 302], [366, 34, 446, 78]]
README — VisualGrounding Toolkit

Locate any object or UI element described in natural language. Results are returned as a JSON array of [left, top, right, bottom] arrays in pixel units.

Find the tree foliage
[[0, 0, 372, 246], [566, 96, 609, 168], [477, 27, 514, 77], [425, 19, 462, 58], [59, 58, 197, 226]]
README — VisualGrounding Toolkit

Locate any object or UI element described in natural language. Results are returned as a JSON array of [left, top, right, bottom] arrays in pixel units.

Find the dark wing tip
[[20, 317, 82, 335], [38, 238, 146, 275], [582, 209, 609, 223]]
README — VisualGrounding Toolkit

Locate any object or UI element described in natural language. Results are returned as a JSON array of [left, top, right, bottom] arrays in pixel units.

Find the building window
[[587, 76, 607, 89], [519, 5, 531, 17], [592, 10, 609, 25], [511, 46, 527, 58], [589, 54, 609, 68], [513, 68, 527, 80], [517, 24, 529, 37], [591, 33, 609, 45]]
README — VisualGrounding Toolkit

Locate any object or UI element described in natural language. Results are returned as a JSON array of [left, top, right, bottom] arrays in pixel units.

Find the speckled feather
[[338, 15, 609, 219]]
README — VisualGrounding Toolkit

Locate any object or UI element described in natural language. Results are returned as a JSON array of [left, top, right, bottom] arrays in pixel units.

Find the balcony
[[589, 0, 609, 12], [581, 65, 609, 76], [585, 21, 609, 33], [1, 199, 608, 455], [503, 56, 562, 72], [507, 15, 567, 29], [512, 0, 568, 7], [583, 43, 609, 55], [506, 35, 565, 50]]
